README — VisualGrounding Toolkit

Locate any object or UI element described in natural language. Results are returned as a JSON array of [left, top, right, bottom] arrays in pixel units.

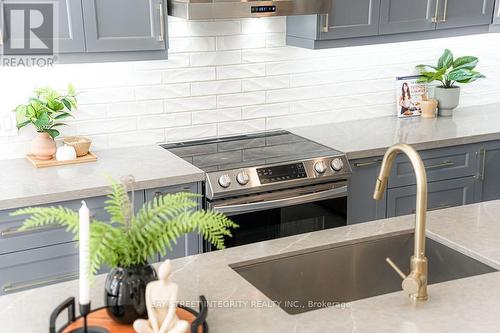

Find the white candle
[[79, 201, 90, 305]]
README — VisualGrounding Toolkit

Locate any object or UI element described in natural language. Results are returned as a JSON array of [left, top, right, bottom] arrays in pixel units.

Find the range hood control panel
[[251, 5, 277, 13]]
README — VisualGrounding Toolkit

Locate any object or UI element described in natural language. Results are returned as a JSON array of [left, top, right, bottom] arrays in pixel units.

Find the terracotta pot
[[31, 132, 56, 160]]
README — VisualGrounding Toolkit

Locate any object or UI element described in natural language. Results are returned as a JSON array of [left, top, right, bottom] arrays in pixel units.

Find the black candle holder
[[50, 298, 109, 333]]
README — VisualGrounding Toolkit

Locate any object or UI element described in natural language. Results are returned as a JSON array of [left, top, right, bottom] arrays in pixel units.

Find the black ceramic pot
[[104, 264, 158, 324]]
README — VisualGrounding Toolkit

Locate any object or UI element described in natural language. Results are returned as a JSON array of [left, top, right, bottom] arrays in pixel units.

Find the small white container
[[56, 145, 77, 161]]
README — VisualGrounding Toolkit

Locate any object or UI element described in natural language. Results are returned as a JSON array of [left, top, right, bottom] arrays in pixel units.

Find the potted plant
[[12, 179, 238, 324], [416, 49, 485, 116], [13, 84, 78, 159]]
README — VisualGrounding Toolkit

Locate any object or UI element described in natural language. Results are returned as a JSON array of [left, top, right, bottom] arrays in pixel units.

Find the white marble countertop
[[290, 103, 500, 160], [2, 200, 500, 333], [0, 145, 204, 210]]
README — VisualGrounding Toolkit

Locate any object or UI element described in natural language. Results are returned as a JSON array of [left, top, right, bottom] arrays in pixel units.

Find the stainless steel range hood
[[168, 0, 331, 20]]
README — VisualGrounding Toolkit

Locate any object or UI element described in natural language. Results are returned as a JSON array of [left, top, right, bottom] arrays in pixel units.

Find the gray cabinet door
[[379, 0, 437, 34], [494, 0, 500, 24], [387, 177, 478, 218], [320, 0, 381, 39], [81, 0, 166, 52], [436, 0, 495, 29], [479, 140, 500, 201], [347, 157, 387, 224], [2, 0, 85, 53], [144, 183, 202, 261]]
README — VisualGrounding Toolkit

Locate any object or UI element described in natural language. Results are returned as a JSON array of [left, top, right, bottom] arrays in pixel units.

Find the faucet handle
[[386, 257, 406, 279], [386, 257, 421, 295]]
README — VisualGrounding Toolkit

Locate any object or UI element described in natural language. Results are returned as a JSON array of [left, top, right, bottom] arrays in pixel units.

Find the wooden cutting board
[[26, 152, 98, 168], [61, 308, 204, 333]]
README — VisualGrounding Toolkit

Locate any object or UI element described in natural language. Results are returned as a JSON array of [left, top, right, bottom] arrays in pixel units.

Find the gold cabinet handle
[[439, 0, 449, 22], [424, 160, 454, 170], [353, 158, 383, 168], [2, 272, 78, 293], [497, 2, 500, 17], [158, 2, 165, 42], [322, 13, 329, 33], [0, 224, 62, 238], [432, 0, 440, 22]]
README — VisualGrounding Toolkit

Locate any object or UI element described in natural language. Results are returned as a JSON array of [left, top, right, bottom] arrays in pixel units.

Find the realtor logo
[[1, 2, 56, 66]]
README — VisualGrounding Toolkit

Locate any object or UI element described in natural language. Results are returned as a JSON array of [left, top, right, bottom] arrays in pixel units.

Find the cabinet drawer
[[387, 177, 478, 218], [388, 145, 478, 188], [0, 192, 144, 255], [0, 242, 78, 295]]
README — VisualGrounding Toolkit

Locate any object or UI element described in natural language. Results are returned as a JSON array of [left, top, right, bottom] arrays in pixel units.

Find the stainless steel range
[[162, 130, 351, 250]]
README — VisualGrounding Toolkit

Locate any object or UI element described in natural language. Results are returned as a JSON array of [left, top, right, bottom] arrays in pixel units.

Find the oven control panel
[[257, 163, 307, 184]]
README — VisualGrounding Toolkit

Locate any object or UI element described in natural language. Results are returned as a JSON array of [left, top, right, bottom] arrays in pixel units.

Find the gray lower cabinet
[[479, 140, 500, 201], [347, 156, 387, 224], [379, 0, 437, 34], [0, 241, 78, 296], [0, 182, 200, 294], [81, 0, 166, 53], [387, 176, 479, 218], [387, 144, 479, 188], [436, 0, 495, 30], [145, 183, 202, 261], [0, 193, 146, 255]]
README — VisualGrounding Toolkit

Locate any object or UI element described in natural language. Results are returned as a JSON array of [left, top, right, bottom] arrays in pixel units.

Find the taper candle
[[79, 200, 90, 305]]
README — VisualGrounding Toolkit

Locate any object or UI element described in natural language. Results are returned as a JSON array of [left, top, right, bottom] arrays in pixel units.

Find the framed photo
[[396, 75, 428, 118]]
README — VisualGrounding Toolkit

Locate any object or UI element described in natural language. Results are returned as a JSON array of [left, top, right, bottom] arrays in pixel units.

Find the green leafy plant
[[13, 84, 78, 139], [12, 180, 238, 276], [416, 49, 485, 88]]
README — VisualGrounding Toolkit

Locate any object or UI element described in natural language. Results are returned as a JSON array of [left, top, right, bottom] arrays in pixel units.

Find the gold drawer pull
[[425, 160, 454, 170], [2, 272, 78, 293], [0, 224, 62, 238], [432, 0, 440, 22], [353, 158, 383, 168]]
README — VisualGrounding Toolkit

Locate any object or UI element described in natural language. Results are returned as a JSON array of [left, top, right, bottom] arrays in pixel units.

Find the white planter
[[435, 86, 460, 117]]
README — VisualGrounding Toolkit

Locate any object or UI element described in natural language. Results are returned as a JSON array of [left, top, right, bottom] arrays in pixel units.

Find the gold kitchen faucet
[[373, 143, 429, 302]]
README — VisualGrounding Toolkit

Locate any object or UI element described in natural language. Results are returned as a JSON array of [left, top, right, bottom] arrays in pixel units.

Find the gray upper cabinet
[[479, 140, 500, 202], [2, 0, 85, 53], [81, 0, 166, 53], [435, 0, 495, 29], [494, 0, 500, 24], [320, 0, 381, 39], [379, 0, 436, 34]]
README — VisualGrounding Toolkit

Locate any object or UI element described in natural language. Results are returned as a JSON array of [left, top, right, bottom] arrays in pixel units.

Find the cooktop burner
[[161, 130, 340, 172]]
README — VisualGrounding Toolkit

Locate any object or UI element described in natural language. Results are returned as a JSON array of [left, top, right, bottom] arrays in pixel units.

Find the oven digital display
[[257, 163, 307, 184], [251, 5, 277, 13]]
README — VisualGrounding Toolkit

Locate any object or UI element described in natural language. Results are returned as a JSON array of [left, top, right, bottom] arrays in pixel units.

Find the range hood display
[[168, 0, 331, 20]]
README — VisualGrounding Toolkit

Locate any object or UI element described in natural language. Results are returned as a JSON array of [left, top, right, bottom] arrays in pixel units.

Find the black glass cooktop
[[161, 130, 341, 172]]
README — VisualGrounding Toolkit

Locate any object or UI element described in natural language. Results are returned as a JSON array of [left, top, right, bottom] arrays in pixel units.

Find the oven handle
[[212, 185, 348, 215]]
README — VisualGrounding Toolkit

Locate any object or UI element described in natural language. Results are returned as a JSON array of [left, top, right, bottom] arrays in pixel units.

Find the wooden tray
[[26, 152, 98, 168], [61, 308, 204, 333]]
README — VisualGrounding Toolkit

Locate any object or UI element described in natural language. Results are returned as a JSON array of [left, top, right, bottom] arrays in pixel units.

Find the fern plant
[[12, 180, 238, 276]]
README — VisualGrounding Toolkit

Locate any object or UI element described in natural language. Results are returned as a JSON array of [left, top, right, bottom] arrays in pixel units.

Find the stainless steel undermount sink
[[230, 233, 497, 315]]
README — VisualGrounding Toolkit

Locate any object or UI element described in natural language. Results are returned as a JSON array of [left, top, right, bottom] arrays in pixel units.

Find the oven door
[[207, 181, 348, 250]]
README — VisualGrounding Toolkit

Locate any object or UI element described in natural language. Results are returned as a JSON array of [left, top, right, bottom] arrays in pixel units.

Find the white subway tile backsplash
[[1, 15, 500, 159], [191, 80, 242, 96], [190, 50, 242, 67], [217, 92, 265, 108], [216, 63, 266, 80], [166, 96, 217, 113]]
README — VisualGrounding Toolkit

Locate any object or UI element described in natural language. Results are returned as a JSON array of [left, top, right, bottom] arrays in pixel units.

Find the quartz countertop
[[290, 103, 500, 160], [0, 145, 204, 210], [2, 200, 500, 333]]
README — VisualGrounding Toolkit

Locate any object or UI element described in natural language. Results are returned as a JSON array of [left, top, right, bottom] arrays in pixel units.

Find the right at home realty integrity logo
[[1, 1, 57, 67]]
